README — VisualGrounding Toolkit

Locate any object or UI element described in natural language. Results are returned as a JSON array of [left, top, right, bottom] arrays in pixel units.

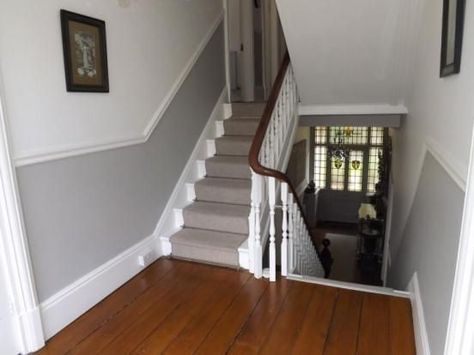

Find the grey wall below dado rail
[[16, 24, 225, 302], [388, 153, 465, 355]]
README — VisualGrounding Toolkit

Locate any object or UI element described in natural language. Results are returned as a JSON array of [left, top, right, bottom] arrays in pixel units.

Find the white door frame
[[238, 0, 255, 102], [0, 76, 44, 353], [223, 0, 232, 103], [444, 125, 474, 355]]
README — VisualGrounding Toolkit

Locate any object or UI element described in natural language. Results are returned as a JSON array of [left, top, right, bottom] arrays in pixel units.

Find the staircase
[[169, 102, 266, 267]]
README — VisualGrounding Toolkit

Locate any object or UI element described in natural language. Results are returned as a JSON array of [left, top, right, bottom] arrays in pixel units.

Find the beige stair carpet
[[170, 102, 265, 267]]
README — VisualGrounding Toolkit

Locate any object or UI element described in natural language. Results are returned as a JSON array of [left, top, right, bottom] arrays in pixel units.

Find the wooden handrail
[[248, 52, 324, 263]]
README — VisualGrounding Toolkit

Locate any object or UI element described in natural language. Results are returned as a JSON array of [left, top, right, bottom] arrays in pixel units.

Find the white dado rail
[[248, 53, 325, 282]]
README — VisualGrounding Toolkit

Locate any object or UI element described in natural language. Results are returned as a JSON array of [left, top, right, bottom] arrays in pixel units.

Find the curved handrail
[[248, 52, 324, 266]]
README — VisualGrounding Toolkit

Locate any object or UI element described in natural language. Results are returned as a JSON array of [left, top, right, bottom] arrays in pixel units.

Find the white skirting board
[[40, 234, 161, 339], [288, 273, 410, 299], [407, 272, 431, 355]]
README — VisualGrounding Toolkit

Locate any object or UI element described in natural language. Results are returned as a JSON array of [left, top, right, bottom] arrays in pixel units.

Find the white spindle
[[281, 182, 288, 277], [268, 177, 276, 282], [248, 170, 255, 274], [288, 193, 294, 274], [253, 173, 263, 278]]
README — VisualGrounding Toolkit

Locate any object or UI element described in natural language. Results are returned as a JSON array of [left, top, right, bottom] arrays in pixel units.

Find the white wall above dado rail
[[0, 0, 223, 165], [275, 0, 419, 107]]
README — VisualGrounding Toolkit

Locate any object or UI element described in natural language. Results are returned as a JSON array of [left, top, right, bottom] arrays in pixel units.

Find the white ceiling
[[276, 0, 416, 109]]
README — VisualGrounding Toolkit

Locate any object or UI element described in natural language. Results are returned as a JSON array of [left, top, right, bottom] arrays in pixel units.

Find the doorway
[[227, 0, 286, 102]]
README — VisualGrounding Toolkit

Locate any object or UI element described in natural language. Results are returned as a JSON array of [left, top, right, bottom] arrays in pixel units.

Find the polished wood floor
[[36, 259, 415, 355]]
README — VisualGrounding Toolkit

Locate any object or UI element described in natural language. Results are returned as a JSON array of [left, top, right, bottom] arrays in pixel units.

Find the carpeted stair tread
[[205, 155, 250, 179], [194, 177, 251, 205], [223, 118, 260, 136], [170, 228, 247, 267], [231, 102, 266, 118], [215, 135, 253, 156], [183, 201, 249, 235]]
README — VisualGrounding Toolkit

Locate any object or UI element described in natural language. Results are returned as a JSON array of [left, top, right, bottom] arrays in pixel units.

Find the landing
[[36, 259, 415, 354]]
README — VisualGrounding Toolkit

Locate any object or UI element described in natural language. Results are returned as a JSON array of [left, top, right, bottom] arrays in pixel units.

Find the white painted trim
[[223, 103, 233, 119], [299, 104, 408, 116], [223, 0, 232, 103], [288, 273, 410, 299], [142, 11, 224, 141], [0, 71, 45, 352], [424, 137, 466, 191], [14, 11, 225, 167], [238, 240, 250, 270], [154, 89, 225, 244], [407, 272, 431, 355], [444, 125, 474, 355], [40, 234, 162, 339], [381, 176, 394, 286]]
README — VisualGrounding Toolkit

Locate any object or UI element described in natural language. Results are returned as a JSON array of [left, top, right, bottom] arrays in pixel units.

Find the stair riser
[[205, 161, 251, 179], [195, 185, 251, 205], [232, 103, 266, 117], [183, 210, 249, 235], [215, 140, 251, 156], [172, 244, 239, 267], [224, 121, 259, 136]]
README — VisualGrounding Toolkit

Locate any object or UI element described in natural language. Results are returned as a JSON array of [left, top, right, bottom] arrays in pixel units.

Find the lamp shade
[[358, 203, 377, 219]]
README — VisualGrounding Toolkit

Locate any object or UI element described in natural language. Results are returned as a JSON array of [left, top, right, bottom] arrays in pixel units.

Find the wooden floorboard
[[258, 281, 314, 354], [193, 276, 268, 354], [291, 285, 338, 355], [323, 289, 363, 355], [227, 278, 291, 355], [131, 267, 247, 354], [388, 296, 417, 355], [36, 259, 174, 355], [35, 259, 415, 355], [356, 293, 390, 355]]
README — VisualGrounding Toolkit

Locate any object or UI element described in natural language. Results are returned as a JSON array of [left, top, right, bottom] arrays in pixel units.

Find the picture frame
[[440, 0, 466, 77], [60, 10, 109, 92]]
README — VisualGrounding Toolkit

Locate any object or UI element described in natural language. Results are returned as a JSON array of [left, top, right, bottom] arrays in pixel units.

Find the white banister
[[248, 54, 325, 282]]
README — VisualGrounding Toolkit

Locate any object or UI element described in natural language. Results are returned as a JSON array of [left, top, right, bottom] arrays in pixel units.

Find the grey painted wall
[[388, 153, 465, 355], [16, 24, 225, 302], [317, 190, 364, 224]]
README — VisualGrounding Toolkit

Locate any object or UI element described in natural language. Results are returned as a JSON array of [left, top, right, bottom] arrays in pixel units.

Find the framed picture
[[440, 0, 466, 77], [60, 10, 109, 92]]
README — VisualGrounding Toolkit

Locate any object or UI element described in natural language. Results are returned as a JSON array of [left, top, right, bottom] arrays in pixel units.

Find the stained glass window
[[330, 156, 345, 191], [367, 147, 382, 193], [348, 151, 364, 192], [314, 146, 327, 189], [313, 126, 387, 192], [329, 127, 368, 145]]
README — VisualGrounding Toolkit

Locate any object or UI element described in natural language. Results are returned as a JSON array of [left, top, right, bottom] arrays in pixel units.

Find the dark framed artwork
[[60, 10, 109, 92], [440, 0, 466, 77]]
